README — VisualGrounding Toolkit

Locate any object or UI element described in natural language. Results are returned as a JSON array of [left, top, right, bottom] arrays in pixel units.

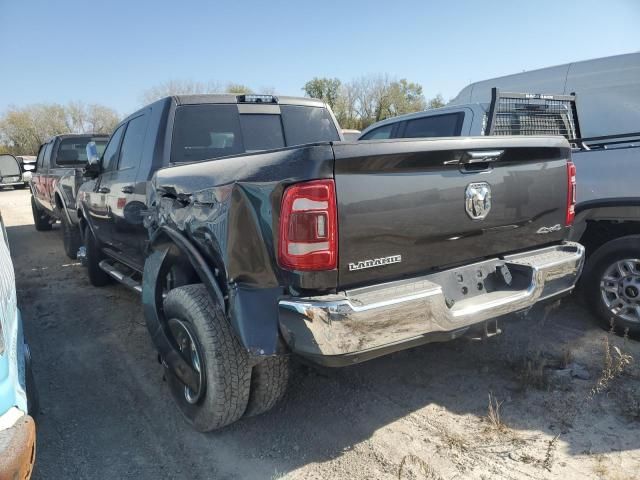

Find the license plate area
[[430, 258, 531, 306]]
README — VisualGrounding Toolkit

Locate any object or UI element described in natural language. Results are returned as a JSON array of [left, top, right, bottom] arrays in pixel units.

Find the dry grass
[[592, 454, 608, 479], [439, 429, 469, 452], [485, 392, 509, 434], [542, 434, 560, 471], [397, 454, 443, 480], [619, 386, 640, 421], [517, 352, 549, 390], [590, 335, 633, 398]]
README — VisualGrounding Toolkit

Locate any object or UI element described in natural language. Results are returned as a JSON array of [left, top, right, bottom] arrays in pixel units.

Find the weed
[[619, 386, 640, 421], [590, 335, 633, 398], [397, 454, 443, 480], [516, 351, 549, 390], [560, 347, 574, 369], [440, 429, 469, 452], [485, 392, 508, 433], [592, 454, 608, 479], [542, 434, 559, 471]]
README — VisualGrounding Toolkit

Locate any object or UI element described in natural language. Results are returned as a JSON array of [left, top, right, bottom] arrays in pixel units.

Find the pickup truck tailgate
[[333, 136, 571, 288]]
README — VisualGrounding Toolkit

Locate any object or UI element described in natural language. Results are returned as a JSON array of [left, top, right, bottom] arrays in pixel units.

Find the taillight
[[566, 161, 577, 226], [278, 179, 337, 271]]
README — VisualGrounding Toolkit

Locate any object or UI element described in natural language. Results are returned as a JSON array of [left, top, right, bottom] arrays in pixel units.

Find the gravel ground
[[2, 188, 639, 479]]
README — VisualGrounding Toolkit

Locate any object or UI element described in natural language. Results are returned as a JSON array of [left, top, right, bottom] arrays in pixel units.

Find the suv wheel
[[83, 225, 111, 286], [244, 355, 290, 417], [61, 213, 81, 259], [583, 235, 640, 335], [31, 196, 53, 231], [163, 284, 251, 431]]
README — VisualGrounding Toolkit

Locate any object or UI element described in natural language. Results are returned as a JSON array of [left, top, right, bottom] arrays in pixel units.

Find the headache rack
[[485, 88, 581, 141]]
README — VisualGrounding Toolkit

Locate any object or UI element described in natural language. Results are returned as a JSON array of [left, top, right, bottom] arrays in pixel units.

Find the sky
[[0, 0, 638, 116]]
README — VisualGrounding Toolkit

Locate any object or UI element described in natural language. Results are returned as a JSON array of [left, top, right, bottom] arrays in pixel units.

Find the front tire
[[583, 235, 640, 335], [83, 225, 111, 286], [163, 284, 251, 431], [61, 213, 81, 259], [15, 184, 27, 190], [31, 196, 53, 231]]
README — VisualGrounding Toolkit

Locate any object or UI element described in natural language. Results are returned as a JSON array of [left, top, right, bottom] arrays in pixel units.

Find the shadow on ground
[[5, 218, 640, 479]]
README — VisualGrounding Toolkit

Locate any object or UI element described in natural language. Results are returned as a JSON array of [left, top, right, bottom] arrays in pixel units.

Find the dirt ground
[[2, 188, 639, 480]]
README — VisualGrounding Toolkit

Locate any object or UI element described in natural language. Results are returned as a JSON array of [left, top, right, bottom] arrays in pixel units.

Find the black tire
[[163, 284, 251, 431], [31, 196, 53, 231], [244, 355, 290, 417], [84, 225, 111, 286], [61, 213, 81, 260], [15, 183, 27, 190], [583, 235, 640, 335]]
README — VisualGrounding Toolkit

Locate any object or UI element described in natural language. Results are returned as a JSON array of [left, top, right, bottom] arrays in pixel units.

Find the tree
[[374, 78, 426, 122], [225, 83, 253, 94], [426, 94, 445, 109], [330, 74, 427, 129], [140, 79, 255, 104], [302, 77, 342, 109], [140, 79, 223, 104], [0, 102, 120, 155]]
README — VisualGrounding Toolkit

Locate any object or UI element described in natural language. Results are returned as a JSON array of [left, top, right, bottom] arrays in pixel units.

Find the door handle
[[461, 150, 504, 164], [98, 187, 110, 194], [121, 185, 134, 194]]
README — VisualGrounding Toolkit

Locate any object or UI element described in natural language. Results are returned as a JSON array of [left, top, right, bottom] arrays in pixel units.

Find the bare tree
[[0, 102, 120, 155], [334, 74, 427, 129], [140, 79, 256, 104]]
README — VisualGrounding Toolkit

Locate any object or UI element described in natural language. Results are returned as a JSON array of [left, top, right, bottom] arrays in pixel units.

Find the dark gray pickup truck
[[29, 134, 109, 258], [77, 94, 584, 431]]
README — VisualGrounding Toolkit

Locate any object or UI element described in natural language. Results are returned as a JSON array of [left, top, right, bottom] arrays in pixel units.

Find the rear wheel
[[83, 225, 111, 286], [31, 196, 53, 231], [244, 355, 290, 417], [163, 284, 251, 431], [61, 213, 81, 259], [583, 235, 640, 335]]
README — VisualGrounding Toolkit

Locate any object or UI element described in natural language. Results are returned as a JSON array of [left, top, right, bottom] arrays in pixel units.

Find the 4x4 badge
[[465, 182, 492, 220]]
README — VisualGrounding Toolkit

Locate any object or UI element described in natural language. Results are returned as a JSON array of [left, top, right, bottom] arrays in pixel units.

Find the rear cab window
[[171, 103, 340, 163], [360, 124, 394, 140], [402, 112, 464, 138], [54, 137, 108, 166]]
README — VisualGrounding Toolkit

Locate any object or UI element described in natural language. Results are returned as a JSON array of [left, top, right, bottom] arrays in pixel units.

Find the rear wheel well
[[151, 232, 228, 302], [579, 220, 640, 257]]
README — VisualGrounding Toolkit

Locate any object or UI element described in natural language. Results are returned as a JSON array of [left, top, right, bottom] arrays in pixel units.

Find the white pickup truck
[[360, 53, 640, 334]]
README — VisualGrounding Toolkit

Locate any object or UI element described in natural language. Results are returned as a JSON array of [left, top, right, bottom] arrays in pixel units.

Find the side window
[[360, 123, 394, 140], [102, 124, 126, 172], [36, 144, 46, 168], [402, 113, 464, 138], [42, 142, 54, 169], [118, 114, 149, 171]]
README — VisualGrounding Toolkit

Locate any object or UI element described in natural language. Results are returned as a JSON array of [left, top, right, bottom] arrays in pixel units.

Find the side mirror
[[84, 142, 101, 178]]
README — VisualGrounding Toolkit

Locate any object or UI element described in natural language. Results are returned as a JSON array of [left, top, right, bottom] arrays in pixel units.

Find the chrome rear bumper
[[279, 242, 585, 366]]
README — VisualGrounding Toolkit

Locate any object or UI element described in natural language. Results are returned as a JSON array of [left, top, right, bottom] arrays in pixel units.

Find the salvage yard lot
[[2, 188, 639, 480]]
